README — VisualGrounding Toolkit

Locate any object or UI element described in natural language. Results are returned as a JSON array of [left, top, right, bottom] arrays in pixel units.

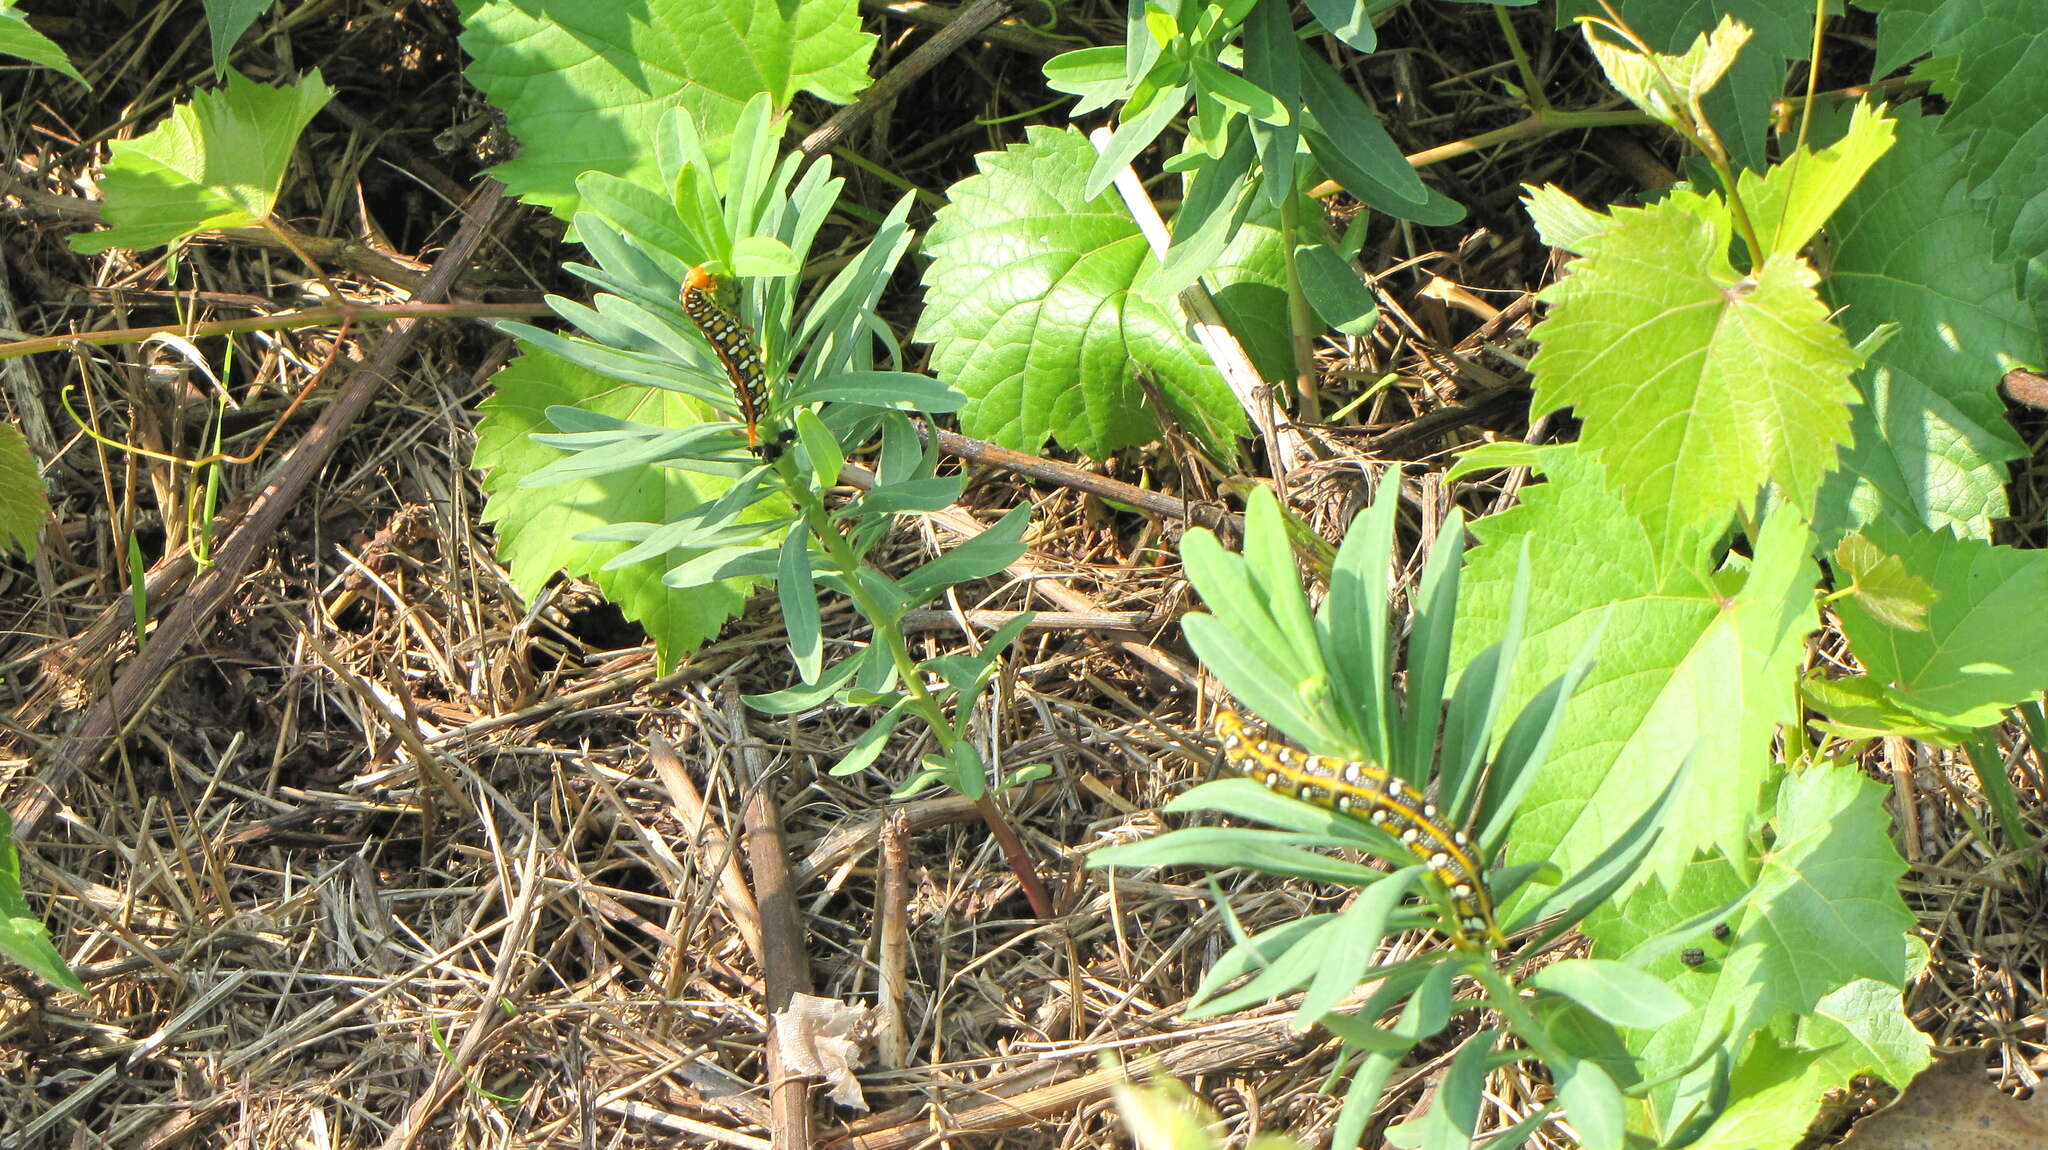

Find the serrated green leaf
[[1557, 1, 1814, 172], [70, 69, 331, 253], [916, 126, 1265, 459], [0, 0, 87, 87], [1528, 190, 1860, 555], [1830, 534, 1935, 633], [460, 0, 874, 217], [474, 346, 769, 673], [1797, 674, 1952, 742], [1738, 101, 1895, 259], [1580, 16, 1750, 135], [1522, 183, 1610, 256], [1747, 767, 1913, 1011], [1836, 529, 2048, 730], [1814, 105, 2036, 542], [0, 425, 47, 559], [1862, 0, 2048, 260], [1453, 447, 1818, 891]]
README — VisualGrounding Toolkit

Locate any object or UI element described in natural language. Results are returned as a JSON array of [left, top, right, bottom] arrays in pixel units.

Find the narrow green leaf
[[1295, 241, 1379, 334], [1532, 959, 1689, 1028], [1084, 81, 1189, 199], [1296, 46, 1430, 212], [1552, 1056, 1626, 1150], [1091, 826, 1392, 887], [830, 700, 912, 776], [794, 409, 843, 491], [1043, 45, 1129, 115], [897, 505, 1030, 602], [1297, 868, 1421, 1029], [0, 810, 85, 994], [778, 527, 822, 683], [1304, 0, 1376, 53], [785, 371, 966, 412], [1, 0, 88, 87], [745, 648, 870, 713]]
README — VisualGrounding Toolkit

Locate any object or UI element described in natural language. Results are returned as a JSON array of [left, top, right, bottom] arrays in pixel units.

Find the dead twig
[[9, 180, 508, 840]]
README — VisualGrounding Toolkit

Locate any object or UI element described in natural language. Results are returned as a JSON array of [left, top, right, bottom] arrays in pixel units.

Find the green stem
[[1494, 4, 1550, 115], [1471, 962, 1564, 1064], [772, 454, 1055, 918], [0, 301, 549, 361], [1278, 190, 1320, 421]]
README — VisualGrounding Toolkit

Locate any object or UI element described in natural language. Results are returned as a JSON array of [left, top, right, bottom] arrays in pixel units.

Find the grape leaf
[[0, 425, 46, 559], [0, 0, 85, 87], [916, 126, 1272, 460], [1736, 100, 1895, 260], [1797, 975, 1931, 1093], [70, 69, 332, 254], [1831, 534, 1934, 632], [1526, 188, 1860, 557], [1453, 446, 1818, 890], [1862, 0, 2048, 261], [1742, 767, 1913, 1011], [1815, 105, 2035, 541], [1557, 0, 1813, 170], [460, 0, 874, 218], [1835, 529, 2048, 730], [1581, 15, 1750, 137], [474, 345, 764, 671]]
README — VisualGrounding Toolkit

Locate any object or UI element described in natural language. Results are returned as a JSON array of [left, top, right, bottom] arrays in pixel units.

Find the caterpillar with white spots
[[1214, 710, 1504, 949], [681, 265, 771, 453]]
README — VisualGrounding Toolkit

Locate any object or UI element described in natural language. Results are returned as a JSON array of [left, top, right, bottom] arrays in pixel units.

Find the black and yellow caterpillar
[[1214, 710, 1504, 949], [681, 264, 771, 453]]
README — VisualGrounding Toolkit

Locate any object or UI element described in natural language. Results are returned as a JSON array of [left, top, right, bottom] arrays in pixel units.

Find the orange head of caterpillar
[[682, 264, 719, 294]]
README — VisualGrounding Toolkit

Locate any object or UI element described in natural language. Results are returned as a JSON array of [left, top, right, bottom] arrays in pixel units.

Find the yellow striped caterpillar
[[1214, 710, 1504, 949], [680, 264, 770, 452]]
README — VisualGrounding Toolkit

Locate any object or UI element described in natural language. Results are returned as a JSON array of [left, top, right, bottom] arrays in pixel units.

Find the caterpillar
[[680, 264, 769, 451], [1213, 710, 1504, 948]]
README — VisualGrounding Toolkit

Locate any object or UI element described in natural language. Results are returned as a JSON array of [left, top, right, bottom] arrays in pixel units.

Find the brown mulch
[[0, 2, 2041, 1148]]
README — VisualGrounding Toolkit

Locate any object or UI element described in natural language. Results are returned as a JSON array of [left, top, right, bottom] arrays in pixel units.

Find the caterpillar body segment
[[1212, 710, 1504, 949], [680, 264, 770, 451]]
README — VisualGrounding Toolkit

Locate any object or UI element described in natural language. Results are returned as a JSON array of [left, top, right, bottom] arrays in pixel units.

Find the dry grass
[[0, 2, 2042, 1147]]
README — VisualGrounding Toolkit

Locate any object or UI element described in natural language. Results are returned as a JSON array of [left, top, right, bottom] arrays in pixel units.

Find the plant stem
[[773, 455, 1056, 919], [1494, 4, 1550, 115], [0, 301, 548, 361]]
